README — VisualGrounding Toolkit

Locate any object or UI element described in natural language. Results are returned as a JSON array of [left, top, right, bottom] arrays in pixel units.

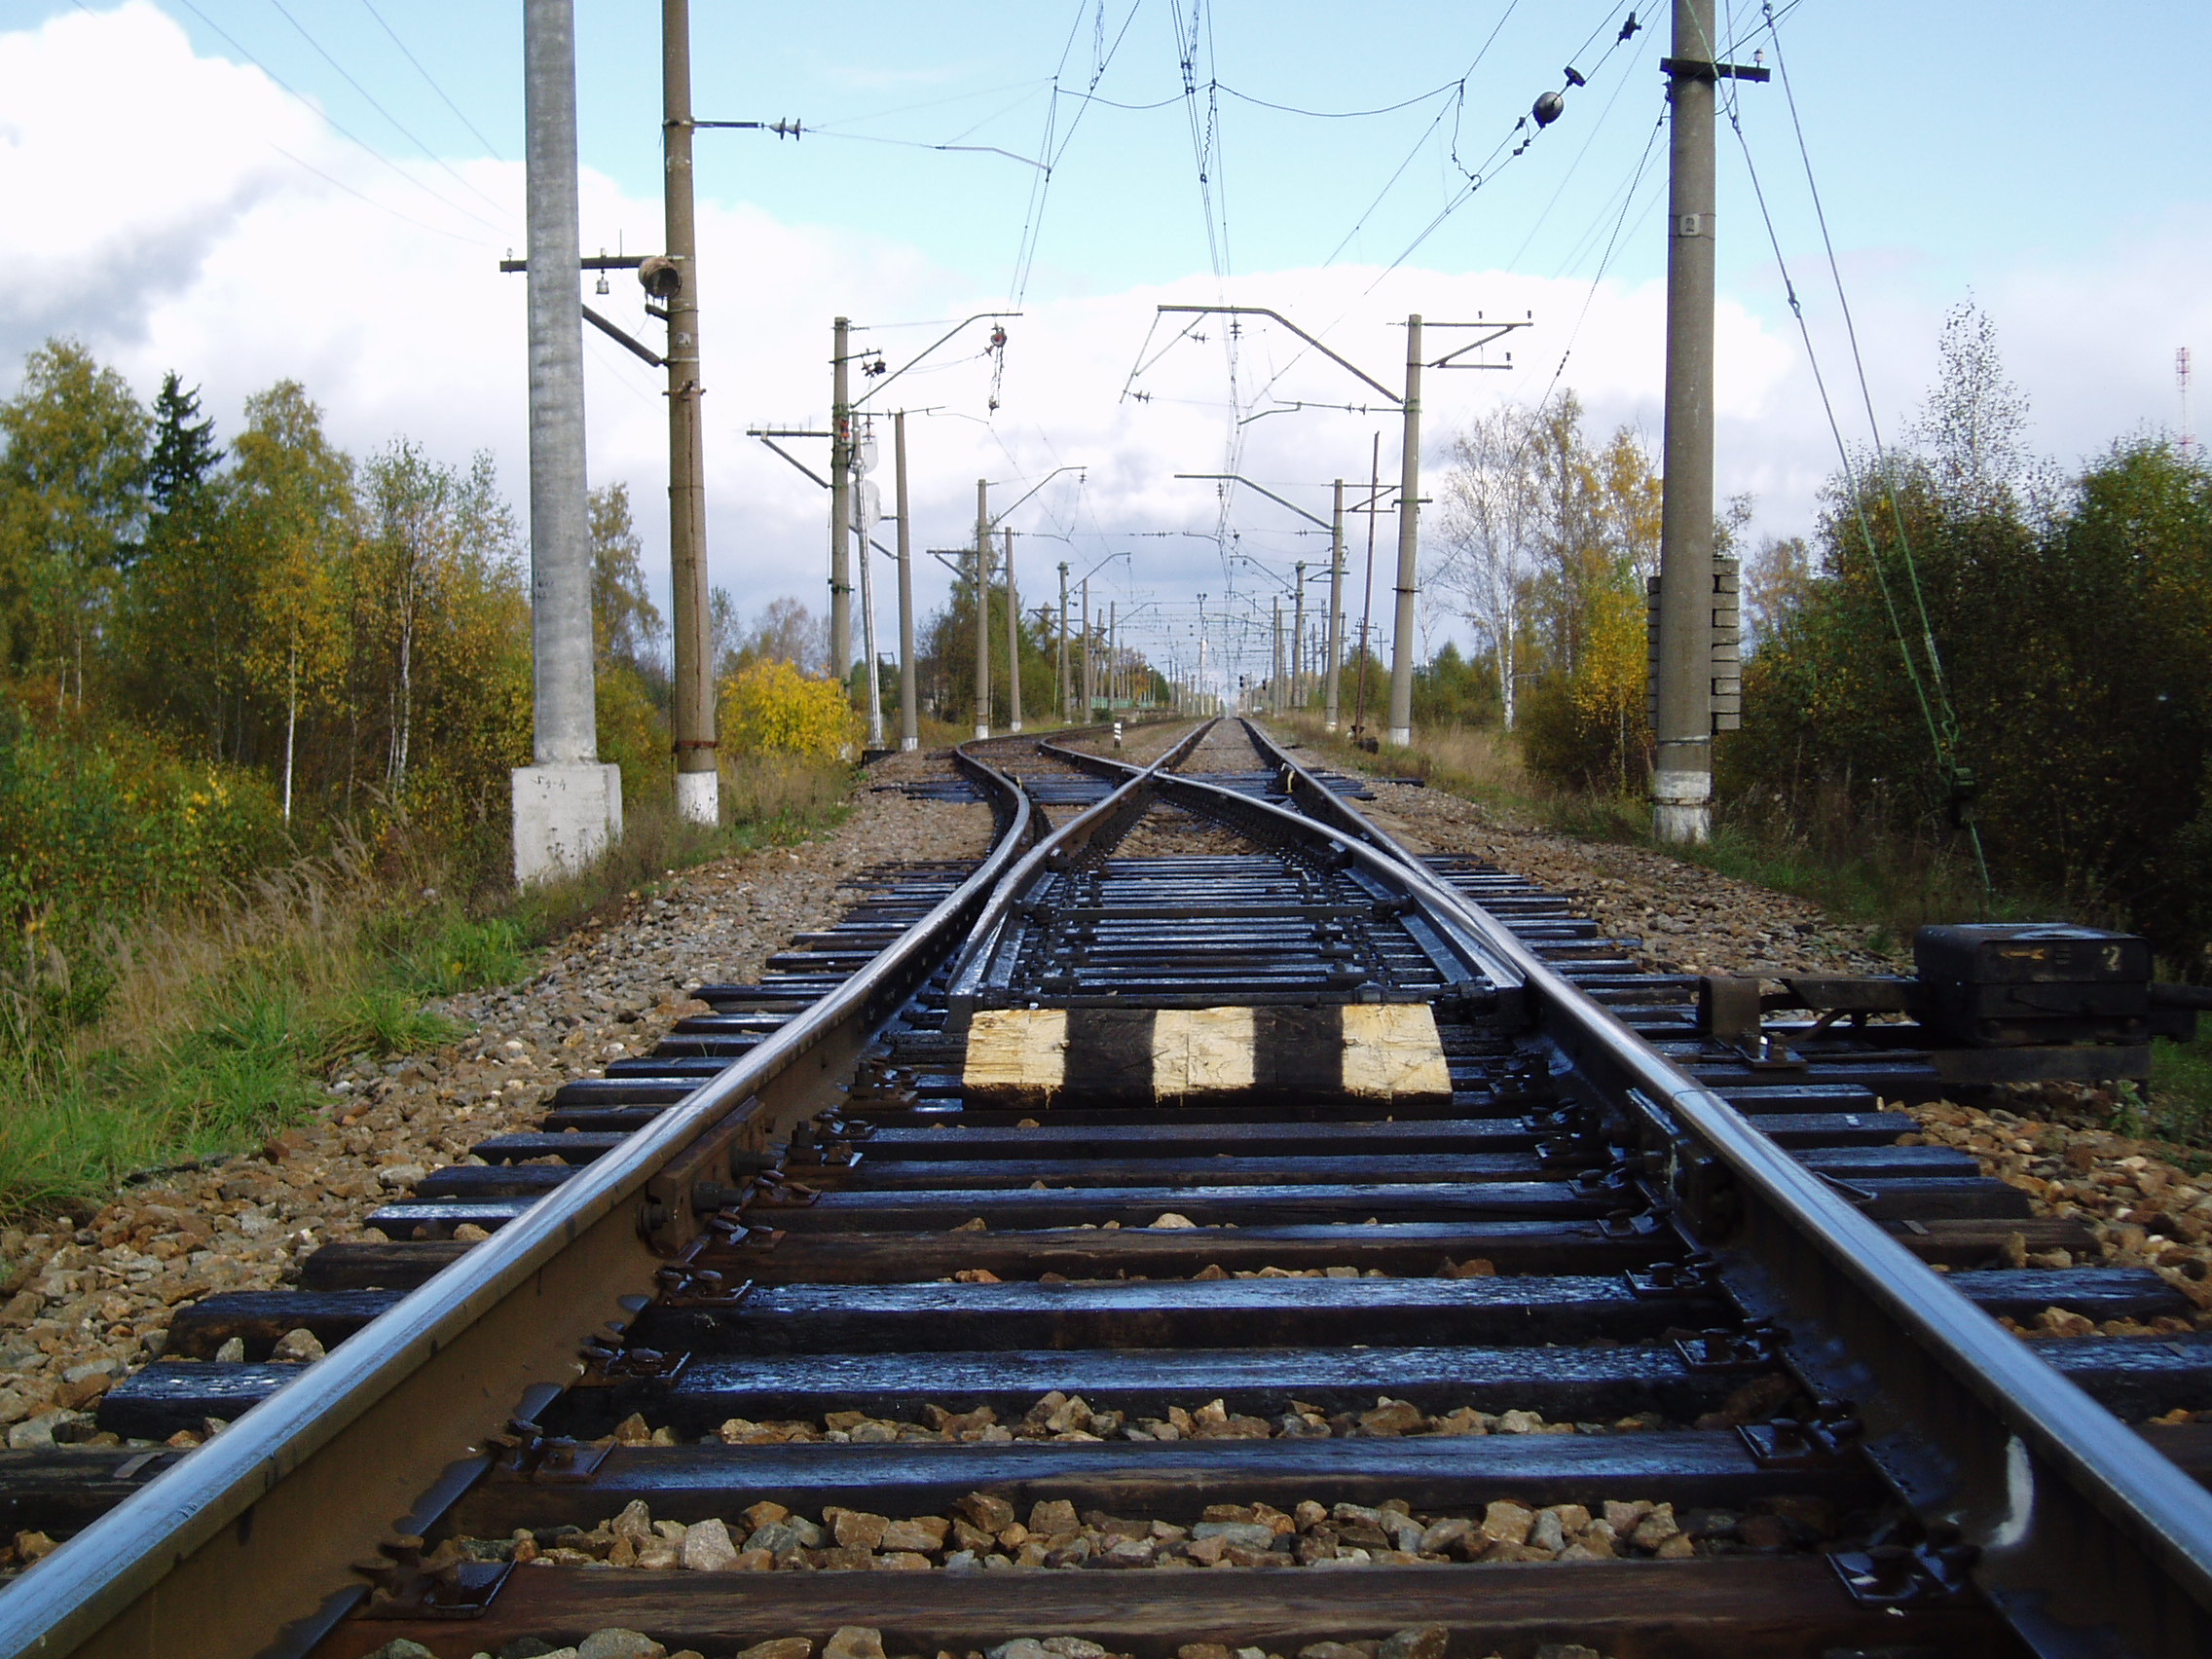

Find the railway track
[[3, 718, 2211, 1658]]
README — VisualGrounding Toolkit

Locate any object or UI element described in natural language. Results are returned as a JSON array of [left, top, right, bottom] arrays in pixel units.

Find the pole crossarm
[[498, 253, 648, 273], [853, 311, 1022, 409]]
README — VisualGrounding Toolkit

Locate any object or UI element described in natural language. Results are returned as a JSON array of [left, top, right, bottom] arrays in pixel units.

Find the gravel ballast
[[0, 761, 990, 1444]]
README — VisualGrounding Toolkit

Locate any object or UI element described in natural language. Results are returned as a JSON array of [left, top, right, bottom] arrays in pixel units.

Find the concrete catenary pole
[[1056, 561, 1070, 721], [973, 479, 990, 739], [1108, 602, 1119, 710], [1291, 561, 1307, 711], [661, 0, 718, 824], [1652, 0, 1718, 843], [1385, 313, 1423, 747], [1324, 478, 1346, 731], [1004, 528, 1022, 733], [856, 424, 883, 750], [829, 316, 853, 690], [1082, 578, 1093, 717], [894, 411, 917, 751], [512, 0, 619, 884], [1271, 599, 1284, 713]]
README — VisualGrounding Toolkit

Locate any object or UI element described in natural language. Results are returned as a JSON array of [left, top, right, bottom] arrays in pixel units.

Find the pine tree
[[144, 372, 223, 523]]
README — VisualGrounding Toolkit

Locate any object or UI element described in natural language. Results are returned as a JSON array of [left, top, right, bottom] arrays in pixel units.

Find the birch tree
[[1432, 404, 1544, 729]]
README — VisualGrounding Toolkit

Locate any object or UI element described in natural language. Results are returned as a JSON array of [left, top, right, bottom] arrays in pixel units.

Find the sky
[[3, 0, 2209, 694]]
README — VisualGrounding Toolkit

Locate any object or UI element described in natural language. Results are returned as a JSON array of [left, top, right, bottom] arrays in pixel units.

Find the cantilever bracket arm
[[853, 311, 1024, 410], [1159, 305, 1401, 405], [750, 433, 831, 490], [582, 305, 666, 368], [1428, 318, 1535, 371], [1175, 472, 1331, 531]]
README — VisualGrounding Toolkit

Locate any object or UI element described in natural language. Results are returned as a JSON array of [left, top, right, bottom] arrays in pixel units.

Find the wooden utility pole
[[829, 316, 853, 689], [1652, 0, 1720, 842], [894, 412, 917, 751], [1324, 478, 1345, 730], [973, 479, 990, 739], [1004, 528, 1022, 733], [661, 0, 717, 822]]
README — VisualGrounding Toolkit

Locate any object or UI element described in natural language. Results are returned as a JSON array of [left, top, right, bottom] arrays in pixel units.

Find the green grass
[[0, 758, 858, 1221], [2148, 1038, 2212, 1157]]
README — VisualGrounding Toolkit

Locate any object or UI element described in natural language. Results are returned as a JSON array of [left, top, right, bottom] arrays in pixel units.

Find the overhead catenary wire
[[1523, 92, 1669, 412], [166, 0, 499, 242], [1719, 1, 1989, 888], [265, 0, 512, 225], [1005, 0, 1148, 308], [355, 0, 505, 161]]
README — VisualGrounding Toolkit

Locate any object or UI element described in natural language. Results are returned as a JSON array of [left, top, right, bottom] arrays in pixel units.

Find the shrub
[[719, 659, 861, 761], [0, 700, 285, 941]]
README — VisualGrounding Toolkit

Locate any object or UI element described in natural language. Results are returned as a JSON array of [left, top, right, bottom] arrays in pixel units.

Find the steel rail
[[943, 720, 1221, 1022], [1236, 719, 2212, 1659], [0, 743, 1045, 1659], [1030, 731, 1526, 1014]]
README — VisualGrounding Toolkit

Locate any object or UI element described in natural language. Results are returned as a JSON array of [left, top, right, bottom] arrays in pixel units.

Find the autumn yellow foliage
[[718, 659, 860, 761]]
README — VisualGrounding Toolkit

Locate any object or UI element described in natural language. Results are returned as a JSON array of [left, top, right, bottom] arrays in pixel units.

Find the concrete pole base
[[1386, 725, 1412, 748], [901, 737, 919, 752], [1009, 720, 1022, 734], [676, 769, 719, 827], [974, 725, 989, 740], [1650, 766, 1712, 846], [512, 762, 623, 887]]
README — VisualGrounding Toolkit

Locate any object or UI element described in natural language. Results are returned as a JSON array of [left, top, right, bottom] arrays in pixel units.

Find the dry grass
[[1276, 715, 1539, 822], [720, 755, 854, 828]]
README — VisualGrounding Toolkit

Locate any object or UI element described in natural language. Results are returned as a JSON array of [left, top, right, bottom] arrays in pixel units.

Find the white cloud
[[4, 3, 2207, 694]]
